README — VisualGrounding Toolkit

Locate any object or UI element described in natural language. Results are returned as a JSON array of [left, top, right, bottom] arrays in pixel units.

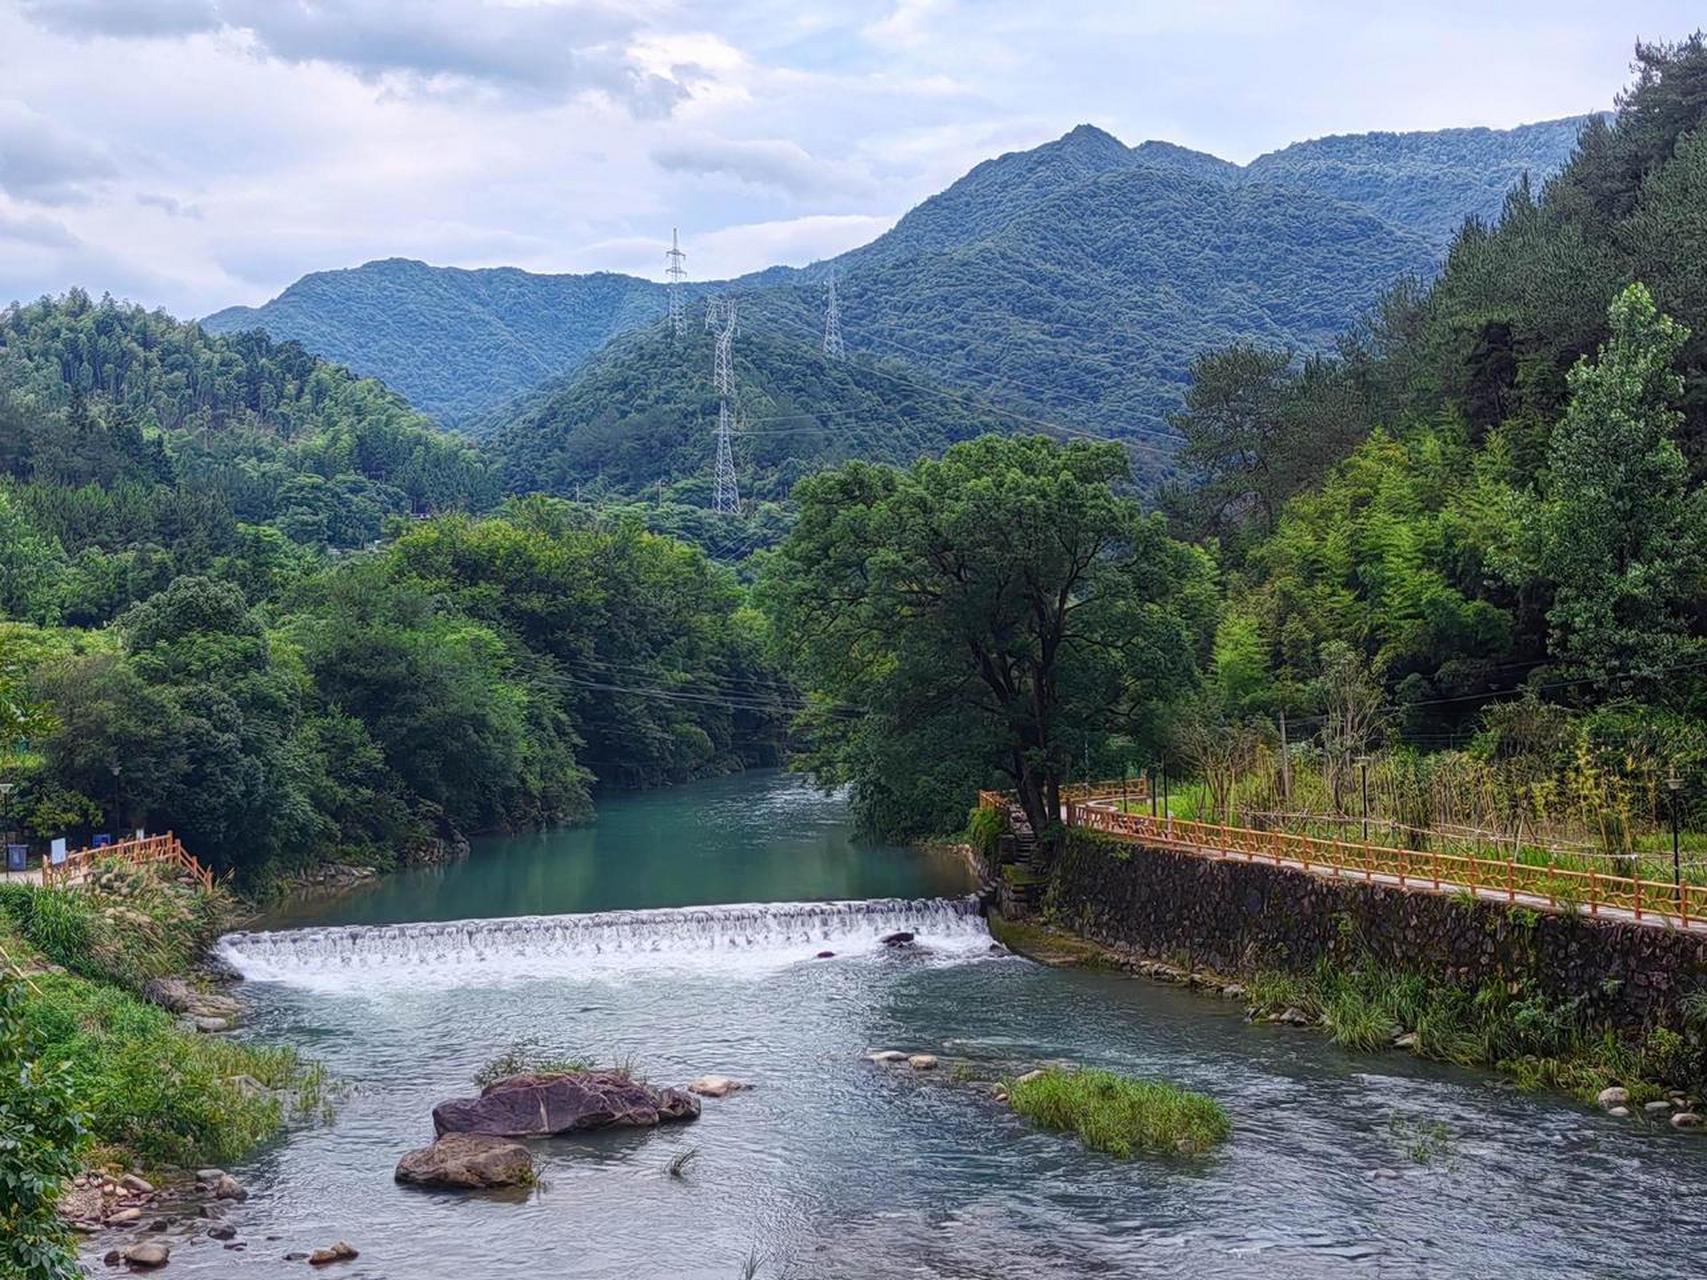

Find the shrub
[[0, 976, 87, 1280], [1006, 1067, 1229, 1157], [473, 1044, 595, 1087], [967, 805, 1003, 863]]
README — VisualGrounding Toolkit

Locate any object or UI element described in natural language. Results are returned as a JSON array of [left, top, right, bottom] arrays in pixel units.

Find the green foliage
[[967, 806, 1003, 863], [1005, 1067, 1230, 1157], [762, 436, 1213, 842], [0, 976, 86, 1280], [1528, 284, 1704, 693]]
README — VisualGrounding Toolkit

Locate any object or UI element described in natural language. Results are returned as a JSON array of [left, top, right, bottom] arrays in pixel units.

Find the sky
[[0, 1, 1700, 317]]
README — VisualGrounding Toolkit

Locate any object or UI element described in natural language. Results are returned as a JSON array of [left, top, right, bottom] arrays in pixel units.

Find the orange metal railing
[[41, 832, 214, 893], [977, 781, 1701, 930]]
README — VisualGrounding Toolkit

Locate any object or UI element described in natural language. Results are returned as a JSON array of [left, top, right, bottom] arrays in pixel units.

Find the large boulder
[[432, 1071, 700, 1139], [396, 1134, 534, 1189]]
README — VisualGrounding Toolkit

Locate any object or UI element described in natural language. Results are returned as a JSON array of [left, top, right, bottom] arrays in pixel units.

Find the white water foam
[[216, 896, 995, 990]]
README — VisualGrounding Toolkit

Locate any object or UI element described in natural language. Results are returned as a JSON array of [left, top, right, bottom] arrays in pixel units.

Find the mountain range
[[203, 117, 1588, 450]]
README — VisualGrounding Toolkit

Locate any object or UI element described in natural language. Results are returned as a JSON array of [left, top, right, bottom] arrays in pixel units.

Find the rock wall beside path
[[1042, 829, 1707, 1031]]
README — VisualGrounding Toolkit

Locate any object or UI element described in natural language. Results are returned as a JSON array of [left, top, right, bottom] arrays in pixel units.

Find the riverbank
[[0, 864, 324, 1261], [985, 829, 1707, 1119]]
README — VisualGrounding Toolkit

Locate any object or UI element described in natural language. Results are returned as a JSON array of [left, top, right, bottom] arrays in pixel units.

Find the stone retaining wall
[[1043, 829, 1707, 1030]]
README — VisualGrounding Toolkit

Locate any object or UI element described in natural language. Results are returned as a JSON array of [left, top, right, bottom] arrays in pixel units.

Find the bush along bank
[[998, 827, 1707, 1118], [0, 863, 326, 1273]]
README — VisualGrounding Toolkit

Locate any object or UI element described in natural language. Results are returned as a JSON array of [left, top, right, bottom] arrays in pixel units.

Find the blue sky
[[0, 0, 1700, 316]]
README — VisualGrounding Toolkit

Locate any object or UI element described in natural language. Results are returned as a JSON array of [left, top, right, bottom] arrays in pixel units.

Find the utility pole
[[712, 299, 740, 515], [822, 269, 845, 360], [665, 228, 687, 337]]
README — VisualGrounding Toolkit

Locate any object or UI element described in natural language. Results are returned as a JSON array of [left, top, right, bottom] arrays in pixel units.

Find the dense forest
[[766, 35, 1707, 844], [0, 298, 784, 880], [489, 318, 1007, 505]]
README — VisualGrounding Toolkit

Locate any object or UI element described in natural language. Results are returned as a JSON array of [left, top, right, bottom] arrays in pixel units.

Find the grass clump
[[1006, 1067, 1229, 1157], [474, 1043, 596, 1087]]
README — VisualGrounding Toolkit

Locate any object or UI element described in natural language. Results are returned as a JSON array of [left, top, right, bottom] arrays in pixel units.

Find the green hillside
[[204, 259, 667, 428], [0, 290, 497, 625], [493, 322, 1008, 505]]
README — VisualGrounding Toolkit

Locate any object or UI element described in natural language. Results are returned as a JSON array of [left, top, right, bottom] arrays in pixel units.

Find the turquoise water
[[124, 771, 1707, 1278]]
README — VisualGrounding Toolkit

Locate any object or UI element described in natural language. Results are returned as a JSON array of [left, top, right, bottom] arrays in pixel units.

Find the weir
[[217, 896, 994, 988]]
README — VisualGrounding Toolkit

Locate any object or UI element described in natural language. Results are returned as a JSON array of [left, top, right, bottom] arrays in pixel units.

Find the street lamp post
[[110, 762, 123, 833]]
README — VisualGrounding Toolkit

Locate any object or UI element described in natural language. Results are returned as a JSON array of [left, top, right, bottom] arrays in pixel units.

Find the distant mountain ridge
[[203, 115, 1591, 433]]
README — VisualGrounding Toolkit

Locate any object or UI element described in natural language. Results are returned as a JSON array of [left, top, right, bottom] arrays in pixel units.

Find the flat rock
[[865, 1050, 908, 1063], [107, 1207, 143, 1226], [120, 1175, 154, 1194], [308, 1241, 359, 1266], [907, 1054, 939, 1070], [123, 1242, 170, 1269], [395, 1133, 534, 1189], [1608, 1106, 1631, 1118], [1644, 1100, 1675, 1114], [1014, 1069, 1047, 1086], [432, 1070, 699, 1139]]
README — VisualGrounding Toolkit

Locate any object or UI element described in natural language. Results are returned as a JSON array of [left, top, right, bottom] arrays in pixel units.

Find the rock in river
[[1597, 1086, 1630, 1111], [122, 1242, 170, 1269], [687, 1074, 749, 1098], [880, 931, 915, 946], [396, 1133, 535, 1189], [432, 1070, 700, 1139]]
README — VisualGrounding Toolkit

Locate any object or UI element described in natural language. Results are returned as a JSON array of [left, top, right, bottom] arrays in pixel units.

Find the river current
[[131, 772, 1707, 1278]]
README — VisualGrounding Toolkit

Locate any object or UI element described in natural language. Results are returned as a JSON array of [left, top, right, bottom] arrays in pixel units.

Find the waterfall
[[216, 896, 995, 989]]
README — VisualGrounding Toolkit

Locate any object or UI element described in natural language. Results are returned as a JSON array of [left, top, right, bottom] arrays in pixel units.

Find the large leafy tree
[[763, 435, 1212, 849], [1531, 283, 1705, 694]]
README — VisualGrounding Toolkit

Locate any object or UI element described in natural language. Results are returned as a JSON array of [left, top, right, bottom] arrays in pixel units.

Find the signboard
[[93, 833, 112, 848], [6, 844, 25, 873], [50, 837, 67, 866]]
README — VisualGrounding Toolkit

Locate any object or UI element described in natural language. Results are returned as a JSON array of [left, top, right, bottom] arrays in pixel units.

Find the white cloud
[[0, 0, 1698, 318]]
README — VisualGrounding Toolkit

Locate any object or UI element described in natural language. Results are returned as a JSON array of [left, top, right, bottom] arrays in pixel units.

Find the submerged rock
[[395, 1133, 534, 1189], [880, 931, 916, 946], [308, 1241, 359, 1266], [687, 1074, 749, 1098], [432, 1070, 700, 1139], [211, 1174, 248, 1202]]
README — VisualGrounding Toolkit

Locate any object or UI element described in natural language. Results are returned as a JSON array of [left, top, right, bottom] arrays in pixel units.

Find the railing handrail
[[41, 832, 214, 893], [980, 783, 1698, 931]]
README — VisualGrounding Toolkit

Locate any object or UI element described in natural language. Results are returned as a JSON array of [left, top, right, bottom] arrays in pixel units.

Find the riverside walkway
[[981, 785, 1707, 935]]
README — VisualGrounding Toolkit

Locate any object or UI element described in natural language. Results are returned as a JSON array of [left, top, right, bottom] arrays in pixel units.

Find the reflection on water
[[144, 771, 1706, 1279]]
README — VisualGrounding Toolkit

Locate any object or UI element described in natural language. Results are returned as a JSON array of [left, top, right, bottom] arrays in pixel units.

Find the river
[[155, 771, 1705, 1278]]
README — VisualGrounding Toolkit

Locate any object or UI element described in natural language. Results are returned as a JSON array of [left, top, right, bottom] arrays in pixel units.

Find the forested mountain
[[0, 290, 499, 630], [202, 116, 1586, 444], [204, 260, 668, 428], [492, 321, 1006, 505], [1243, 117, 1589, 248]]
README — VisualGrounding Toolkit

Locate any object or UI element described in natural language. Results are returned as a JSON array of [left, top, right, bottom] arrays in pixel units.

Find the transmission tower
[[822, 269, 845, 360], [665, 228, 687, 337], [711, 299, 740, 515]]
